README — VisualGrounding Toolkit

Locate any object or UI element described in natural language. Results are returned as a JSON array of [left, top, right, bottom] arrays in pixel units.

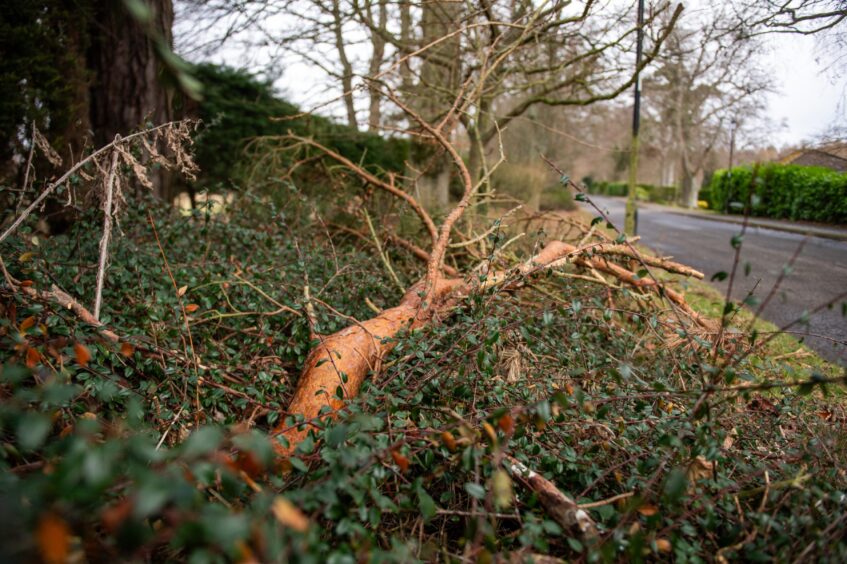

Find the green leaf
[[296, 433, 315, 454], [711, 271, 728, 282], [464, 482, 486, 500], [17, 412, 51, 451], [417, 487, 438, 521], [591, 216, 603, 227], [289, 457, 308, 472], [182, 426, 224, 458], [326, 424, 348, 447], [730, 234, 743, 249]]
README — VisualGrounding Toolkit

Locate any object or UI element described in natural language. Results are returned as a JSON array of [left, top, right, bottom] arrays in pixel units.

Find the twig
[[363, 208, 405, 292], [578, 491, 634, 509], [0, 122, 181, 245], [93, 142, 120, 320], [156, 405, 185, 450]]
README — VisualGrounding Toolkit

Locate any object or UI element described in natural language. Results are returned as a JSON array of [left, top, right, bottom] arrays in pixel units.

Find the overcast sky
[[764, 32, 845, 146], [177, 3, 846, 149]]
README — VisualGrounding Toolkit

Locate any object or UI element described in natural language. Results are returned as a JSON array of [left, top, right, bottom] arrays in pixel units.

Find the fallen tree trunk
[[272, 239, 705, 454]]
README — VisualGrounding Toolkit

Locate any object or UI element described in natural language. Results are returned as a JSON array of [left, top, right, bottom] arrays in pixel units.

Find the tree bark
[[367, 0, 388, 131], [331, 0, 358, 130], [409, 0, 462, 212], [273, 239, 709, 455], [88, 0, 176, 201]]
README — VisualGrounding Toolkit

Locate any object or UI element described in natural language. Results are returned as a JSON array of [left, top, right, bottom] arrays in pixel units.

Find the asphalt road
[[581, 196, 847, 365]]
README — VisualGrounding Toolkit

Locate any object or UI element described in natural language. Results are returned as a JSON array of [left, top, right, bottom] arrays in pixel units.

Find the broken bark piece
[[504, 455, 598, 539]]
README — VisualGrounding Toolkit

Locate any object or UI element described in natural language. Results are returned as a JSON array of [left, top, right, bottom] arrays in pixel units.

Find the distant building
[[780, 144, 847, 172]]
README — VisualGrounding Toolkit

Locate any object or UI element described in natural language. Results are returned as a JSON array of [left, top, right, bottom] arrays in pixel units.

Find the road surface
[[581, 196, 847, 364]]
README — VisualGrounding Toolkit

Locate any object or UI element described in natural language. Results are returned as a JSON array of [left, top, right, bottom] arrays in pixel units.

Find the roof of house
[[779, 145, 847, 172]]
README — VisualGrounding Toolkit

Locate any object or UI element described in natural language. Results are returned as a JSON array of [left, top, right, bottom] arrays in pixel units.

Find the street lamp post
[[624, 0, 645, 236]]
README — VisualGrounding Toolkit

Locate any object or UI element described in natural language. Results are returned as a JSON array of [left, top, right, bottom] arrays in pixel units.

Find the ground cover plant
[[1, 111, 846, 563]]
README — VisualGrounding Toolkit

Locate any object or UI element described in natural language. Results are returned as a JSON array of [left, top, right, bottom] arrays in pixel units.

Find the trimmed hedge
[[707, 164, 847, 224]]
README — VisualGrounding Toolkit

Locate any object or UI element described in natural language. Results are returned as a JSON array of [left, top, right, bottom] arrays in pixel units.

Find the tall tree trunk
[[410, 0, 462, 212], [367, 0, 387, 131], [679, 160, 702, 208], [88, 0, 175, 200], [331, 0, 358, 130]]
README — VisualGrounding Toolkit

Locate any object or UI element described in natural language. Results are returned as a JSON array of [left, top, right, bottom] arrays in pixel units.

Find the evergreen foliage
[[191, 64, 409, 193], [0, 196, 844, 561], [707, 164, 847, 223]]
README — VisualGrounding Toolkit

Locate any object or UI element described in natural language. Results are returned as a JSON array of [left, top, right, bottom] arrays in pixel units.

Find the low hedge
[[587, 181, 677, 204], [707, 164, 847, 224]]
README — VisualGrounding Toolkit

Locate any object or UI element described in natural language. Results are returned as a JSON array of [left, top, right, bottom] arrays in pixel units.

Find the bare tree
[[640, 11, 772, 207], [176, 0, 683, 210]]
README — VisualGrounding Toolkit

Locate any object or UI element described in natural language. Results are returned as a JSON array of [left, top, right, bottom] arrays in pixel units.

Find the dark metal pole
[[724, 118, 737, 214], [624, 0, 645, 235]]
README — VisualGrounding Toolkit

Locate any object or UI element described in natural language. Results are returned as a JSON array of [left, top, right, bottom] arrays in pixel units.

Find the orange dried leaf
[[482, 421, 498, 444], [177, 285, 188, 297], [655, 538, 672, 553], [184, 303, 200, 313], [497, 413, 515, 435], [74, 343, 91, 366], [26, 346, 41, 368], [441, 431, 457, 452], [20, 279, 34, 287], [101, 499, 133, 532], [36, 512, 70, 564], [235, 450, 264, 478], [236, 540, 260, 564], [120, 342, 135, 357], [637, 505, 659, 517], [391, 450, 410, 473], [20, 315, 36, 332], [271, 496, 310, 532]]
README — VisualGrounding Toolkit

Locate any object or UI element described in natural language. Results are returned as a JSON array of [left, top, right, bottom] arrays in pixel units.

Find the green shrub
[[1, 196, 845, 562], [190, 64, 408, 192], [538, 184, 576, 211], [707, 163, 847, 223], [588, 181, 628, 197], [586, 182, 677, 204]]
